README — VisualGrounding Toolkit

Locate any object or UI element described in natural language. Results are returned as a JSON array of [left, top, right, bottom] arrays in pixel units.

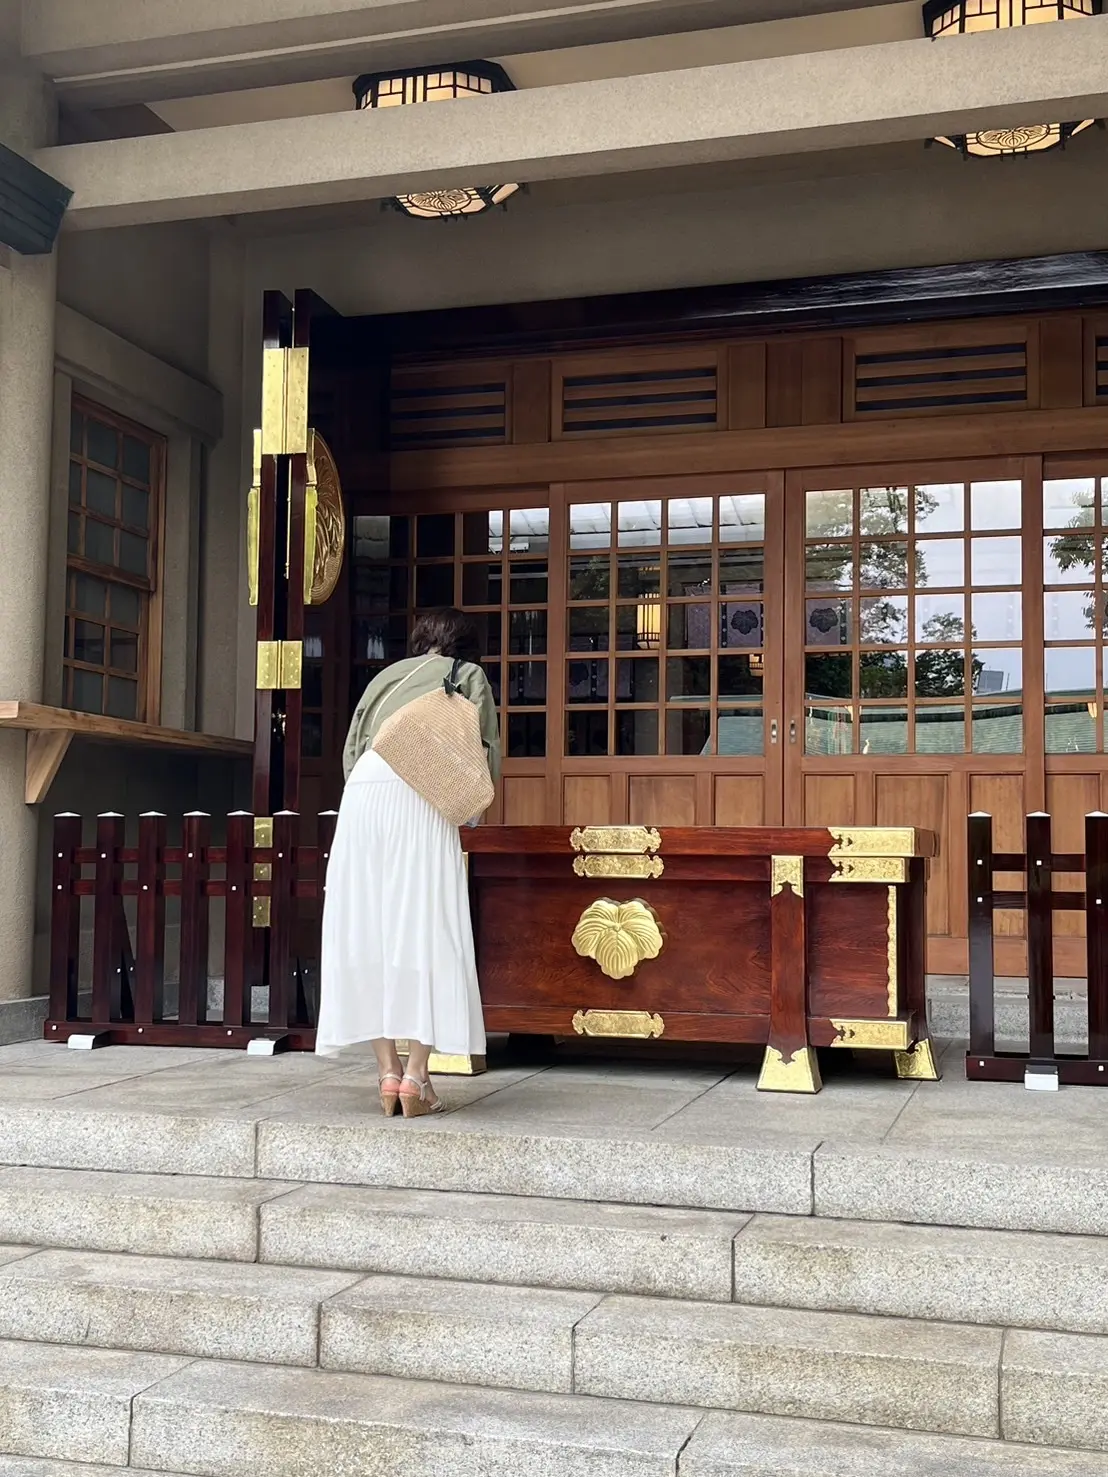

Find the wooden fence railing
[[967, 810, 1108, 1086], [47, 810, 335, 1050]]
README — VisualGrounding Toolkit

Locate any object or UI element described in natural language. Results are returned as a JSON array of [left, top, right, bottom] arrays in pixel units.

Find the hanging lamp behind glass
[[353, 61, 520, 218], [923, 0, 1103, 157]]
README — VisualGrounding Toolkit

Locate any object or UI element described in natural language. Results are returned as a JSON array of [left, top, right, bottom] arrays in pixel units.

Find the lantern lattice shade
[[923, 0, 1103, 157], [353, 62, 520, 219]]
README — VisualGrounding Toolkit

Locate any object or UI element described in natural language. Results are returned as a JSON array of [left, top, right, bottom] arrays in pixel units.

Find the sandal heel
[[378, 1073, 403, 1118], [399, 1073, 445, 1118]]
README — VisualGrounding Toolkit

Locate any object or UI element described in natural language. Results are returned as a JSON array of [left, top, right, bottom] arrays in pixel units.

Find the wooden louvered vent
[[852, 336, 1029, 417], [1095, 333, 1108, 402], [389, 373, 507, 450], [561, 360, 718, 437]]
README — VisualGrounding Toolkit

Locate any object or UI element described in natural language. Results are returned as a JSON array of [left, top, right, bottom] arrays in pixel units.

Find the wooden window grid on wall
[[65, 397, 165, 724]]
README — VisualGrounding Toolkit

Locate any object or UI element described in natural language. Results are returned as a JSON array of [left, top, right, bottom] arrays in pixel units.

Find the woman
[[316, 608, 501, 1117]]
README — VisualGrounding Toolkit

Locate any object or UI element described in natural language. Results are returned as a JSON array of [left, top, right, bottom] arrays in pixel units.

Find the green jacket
[[343, 654, 502, 784]]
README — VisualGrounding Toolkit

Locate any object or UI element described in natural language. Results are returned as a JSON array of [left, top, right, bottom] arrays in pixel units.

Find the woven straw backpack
[[371, 657, 495, 826]]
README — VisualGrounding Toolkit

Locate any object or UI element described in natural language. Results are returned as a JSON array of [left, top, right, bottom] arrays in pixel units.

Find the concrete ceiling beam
[[23, 0, 907, 106], [35, 18, 1108, 232]]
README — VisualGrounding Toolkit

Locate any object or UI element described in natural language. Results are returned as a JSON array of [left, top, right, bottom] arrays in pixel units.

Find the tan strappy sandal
[[399, 1073, 444, 1118]]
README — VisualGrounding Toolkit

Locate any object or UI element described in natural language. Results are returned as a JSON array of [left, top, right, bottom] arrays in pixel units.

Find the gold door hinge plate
[[256, 641, 303, 690], [571, 1009, 664, 1039], [571, 826, 661, 855], [261, 346, 309, 457], [830, 1018, 911, 1051]]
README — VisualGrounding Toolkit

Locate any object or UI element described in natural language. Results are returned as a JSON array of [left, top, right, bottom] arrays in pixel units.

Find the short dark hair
[[410, 608, 481, 663]]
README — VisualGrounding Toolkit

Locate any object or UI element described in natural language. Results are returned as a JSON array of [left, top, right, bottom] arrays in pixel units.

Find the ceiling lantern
[[353, 61, 520, 219], [923, 0, 1103, 157]]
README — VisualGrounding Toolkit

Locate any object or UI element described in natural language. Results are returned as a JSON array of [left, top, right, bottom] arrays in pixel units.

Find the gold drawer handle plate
[[571, 826, 661, 855], [572, 1010, 665, 1040], [574, 855, 664, 880]]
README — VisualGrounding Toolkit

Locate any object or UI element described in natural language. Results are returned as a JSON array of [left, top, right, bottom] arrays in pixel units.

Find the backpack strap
[[444, 657, 465, 696]]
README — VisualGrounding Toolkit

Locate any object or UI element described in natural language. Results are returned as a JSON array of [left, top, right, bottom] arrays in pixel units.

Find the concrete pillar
[[0, 57, 58, 1002]]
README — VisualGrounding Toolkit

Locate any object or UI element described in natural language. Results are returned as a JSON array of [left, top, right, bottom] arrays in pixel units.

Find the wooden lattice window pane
[[803, 477, 1025, 755], [63, 400, 163, 722]]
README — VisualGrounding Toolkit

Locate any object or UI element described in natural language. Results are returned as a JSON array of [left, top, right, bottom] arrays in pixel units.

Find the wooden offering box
[[462, 825, 939, 1093]]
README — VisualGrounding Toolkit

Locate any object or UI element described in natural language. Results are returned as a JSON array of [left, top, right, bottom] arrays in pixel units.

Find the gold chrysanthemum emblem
[[571, 898, 663, 981]]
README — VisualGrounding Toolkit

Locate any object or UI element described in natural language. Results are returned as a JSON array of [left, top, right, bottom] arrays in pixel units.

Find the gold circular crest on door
[[310, 432, 345, 606]]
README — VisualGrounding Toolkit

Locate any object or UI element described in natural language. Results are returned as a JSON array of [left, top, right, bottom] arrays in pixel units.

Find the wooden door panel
[[875, 773, 950, 938], [714, 776, 765, 826], [629, 775, 697, 827], [803, 774, 858, 828], [969, 773, 1026, 941], [502, 776, 549, 826], [563, 776, 614, 825]]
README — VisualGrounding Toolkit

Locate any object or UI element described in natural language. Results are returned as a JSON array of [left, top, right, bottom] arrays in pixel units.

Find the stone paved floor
[[0, 1034, 1104, 1159]]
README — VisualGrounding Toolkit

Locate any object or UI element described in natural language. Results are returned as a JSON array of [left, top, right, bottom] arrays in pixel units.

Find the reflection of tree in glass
[[1049, 495, 1099, 631], [806, 487, 975, 697], [571, 556, 610, 601], [916, 613, 982, 696]]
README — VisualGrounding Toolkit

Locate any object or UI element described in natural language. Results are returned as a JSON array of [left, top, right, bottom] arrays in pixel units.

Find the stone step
[[260, 1182, 749, 1301], [0, 1338, 188, 1468], [731, 1214, 1108, 1335], [681, 1410, 1108, 1475], [2, 1106, 1107, 1239], [570, 1293, 1012, 1439], [255, 1113, 816, 1214], [3, 1342, 1107, 1475], [0, 1165, 297, 1260], [0, 1247, 362, 1366], [121, 1356, 1108, 1473], [0, 1463, 169, 1476], [8, 1242, 1108, 1449]]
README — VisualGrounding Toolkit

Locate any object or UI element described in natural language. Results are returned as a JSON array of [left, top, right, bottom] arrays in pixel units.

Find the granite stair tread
[[7, 1247, 1108, 1449], [0, 1164, 298, 1260], [3, 1342, 1108, 1473], [732, 1212, 1108, 1334], [259, 1180, 750, 1300]]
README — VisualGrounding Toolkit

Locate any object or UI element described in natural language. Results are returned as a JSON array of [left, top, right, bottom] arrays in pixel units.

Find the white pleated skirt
[[315, 749, 486, 1057]]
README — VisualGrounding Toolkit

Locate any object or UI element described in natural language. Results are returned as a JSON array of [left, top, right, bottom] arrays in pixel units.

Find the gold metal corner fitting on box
[[758, 1045, 822, 1094], [830, 1018, 911, 1051], [771, 855, 804, 898]]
